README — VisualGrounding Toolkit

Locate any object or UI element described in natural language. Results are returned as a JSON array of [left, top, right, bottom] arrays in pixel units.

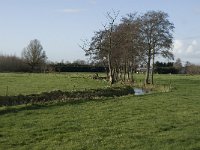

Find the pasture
[[0, 73, 108, 96], [0, 73, 200, 149]]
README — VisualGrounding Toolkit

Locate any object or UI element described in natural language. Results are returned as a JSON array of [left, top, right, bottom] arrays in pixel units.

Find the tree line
[[0, 39, 47, 72], [0, 55, 29, 72], [81, 10, 175, 85], [0, 54, 107, 73], [2, 53, 199, 75]]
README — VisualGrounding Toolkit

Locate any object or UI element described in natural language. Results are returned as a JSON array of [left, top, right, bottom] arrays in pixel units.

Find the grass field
[[0, 73, 200, 149], [0, 73, 109, 96]]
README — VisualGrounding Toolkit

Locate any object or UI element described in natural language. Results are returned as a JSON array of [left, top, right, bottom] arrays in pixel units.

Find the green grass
[[0, 74, 200, 149], [0, 73, 108, 96]]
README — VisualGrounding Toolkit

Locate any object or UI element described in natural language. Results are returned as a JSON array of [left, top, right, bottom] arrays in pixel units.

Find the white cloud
[[192, 40, 197, 45], [186, 40, 197, 53], [58, 8, 85, 13], [173, 39, 200, 64], [186, 45, 193, 53], [173, 40, 183, 54]]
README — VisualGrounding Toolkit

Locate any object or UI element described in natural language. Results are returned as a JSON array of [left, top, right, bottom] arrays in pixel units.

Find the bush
[[0, 86, 134, 106]]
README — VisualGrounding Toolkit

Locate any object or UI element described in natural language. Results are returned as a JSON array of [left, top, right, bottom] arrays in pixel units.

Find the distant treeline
[[154, 61, 200, 74], [51, 63, 106, 72], [154, 61, 179, 74], [0, 55, 106, 73], [1, 54, 200, 74], [0, 55, 30, 72]]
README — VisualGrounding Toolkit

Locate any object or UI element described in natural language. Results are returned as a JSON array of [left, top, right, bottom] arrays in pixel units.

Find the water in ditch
[[134, 88, 149, 95]]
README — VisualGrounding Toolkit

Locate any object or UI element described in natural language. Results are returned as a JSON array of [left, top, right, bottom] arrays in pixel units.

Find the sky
[[0, 0, 200, 65]]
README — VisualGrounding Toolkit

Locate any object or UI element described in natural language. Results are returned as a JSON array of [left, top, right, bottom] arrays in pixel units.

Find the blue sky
[[0, 0, 200, 64]]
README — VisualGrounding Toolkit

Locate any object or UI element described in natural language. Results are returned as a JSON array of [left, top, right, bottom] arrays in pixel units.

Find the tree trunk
[[151, 50, 155, 84], [123, 61, 127, 81], [131, 62, 134, 82], [107, 52, 114, 84], [119, 67, 123, 80], [102, 60, 109, 79], [145, 49, 151, 84], [127, 67, 130, 81], [31, 65, 34, 72], [108, 22, 114, 85]]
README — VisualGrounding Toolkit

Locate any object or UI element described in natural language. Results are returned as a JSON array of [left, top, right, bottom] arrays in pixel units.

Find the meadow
[[0, 73, 200, 149], [0, 73, 109, 96]]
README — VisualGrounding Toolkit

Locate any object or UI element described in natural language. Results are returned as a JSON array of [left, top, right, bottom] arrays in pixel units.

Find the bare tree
[[139, 11, 174, 84], [174, 58, 182, 73], [120, 13, 143, 81], [82, 10, 174, 85], [185, 63, 200, 75], [22, 39, 47, 72], [103, 10, 120, 84], [82, 11, 119, 84]]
